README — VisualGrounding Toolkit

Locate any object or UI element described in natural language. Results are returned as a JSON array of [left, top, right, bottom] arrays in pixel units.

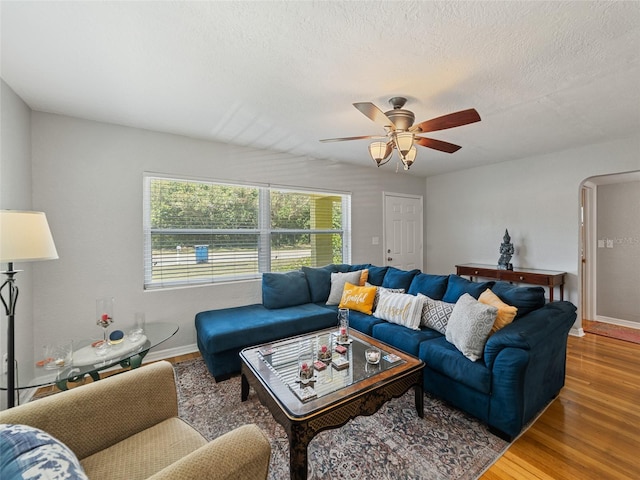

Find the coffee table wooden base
[[241, 363, 423, 480]]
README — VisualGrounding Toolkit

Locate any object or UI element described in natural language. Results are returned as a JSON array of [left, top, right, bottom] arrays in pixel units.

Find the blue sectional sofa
[[195, 264, 576, 439]]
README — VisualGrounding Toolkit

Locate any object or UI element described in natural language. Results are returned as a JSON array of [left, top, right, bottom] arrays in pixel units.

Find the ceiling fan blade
[[414, 137, 462, 153], [412, 108, 481, 133], [353, 102, 395, 129], [320, 134, 386, 143]]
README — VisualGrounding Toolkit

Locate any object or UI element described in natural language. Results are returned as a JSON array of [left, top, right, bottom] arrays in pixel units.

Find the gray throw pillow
[[326, 270, 363, 305], [417, 294, 455, 334], [445, 293, 498, 361]]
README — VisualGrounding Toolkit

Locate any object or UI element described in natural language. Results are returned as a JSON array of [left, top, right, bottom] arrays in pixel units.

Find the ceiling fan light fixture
[[400, 146, 417, 170], [395, 132, 414, 156], [369, 141, 392, 167]]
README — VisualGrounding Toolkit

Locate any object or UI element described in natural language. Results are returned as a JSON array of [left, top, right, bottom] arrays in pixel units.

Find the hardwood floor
[[32, 335, 639, 478], [482, 332, 640, 480]]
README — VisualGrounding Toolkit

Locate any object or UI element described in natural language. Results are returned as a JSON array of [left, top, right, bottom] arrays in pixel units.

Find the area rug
[[583, 320, 640, 345], [174, 358, 508, 480]]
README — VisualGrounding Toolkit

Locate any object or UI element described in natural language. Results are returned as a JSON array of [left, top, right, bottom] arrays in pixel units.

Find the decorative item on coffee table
[[337, 307, 350, 343]]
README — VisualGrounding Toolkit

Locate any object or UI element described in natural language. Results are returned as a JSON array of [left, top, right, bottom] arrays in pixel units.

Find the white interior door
[[383, 193, 423, 271]]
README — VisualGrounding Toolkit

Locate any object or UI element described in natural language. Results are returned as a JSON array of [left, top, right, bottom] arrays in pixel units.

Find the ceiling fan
[[320, 97, 481, 170]]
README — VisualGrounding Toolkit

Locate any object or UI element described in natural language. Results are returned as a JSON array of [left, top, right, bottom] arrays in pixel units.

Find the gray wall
[[29, 112, 426, 358], [425, 134, 640, 330], [0, 80, 34, 409], [596, 181, 640, 324]]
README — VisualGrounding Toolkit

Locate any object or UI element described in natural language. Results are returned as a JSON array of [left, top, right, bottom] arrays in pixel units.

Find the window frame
[[143, 173, 351, 289]]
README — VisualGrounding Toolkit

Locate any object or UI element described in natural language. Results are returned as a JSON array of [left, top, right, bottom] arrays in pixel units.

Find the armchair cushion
[[80, 418, 207, 480]]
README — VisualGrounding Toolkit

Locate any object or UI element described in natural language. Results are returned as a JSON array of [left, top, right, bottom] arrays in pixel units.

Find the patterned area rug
[[175, 359, 508, 480], [583, 320, 640, 345]]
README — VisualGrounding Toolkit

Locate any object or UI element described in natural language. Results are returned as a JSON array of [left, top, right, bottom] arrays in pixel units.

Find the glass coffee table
[[240, 327, 424, 480], [0, 322, 178, 395]]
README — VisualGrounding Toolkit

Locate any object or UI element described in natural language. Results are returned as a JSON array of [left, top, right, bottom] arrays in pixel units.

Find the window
[[143, 174, 351, 289]]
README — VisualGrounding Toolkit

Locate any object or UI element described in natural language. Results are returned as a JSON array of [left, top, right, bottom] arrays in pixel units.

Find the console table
[[456, 263, 566, 301]]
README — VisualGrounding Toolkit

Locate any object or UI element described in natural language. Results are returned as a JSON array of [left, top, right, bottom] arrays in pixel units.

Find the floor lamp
[[0, 210, 58, 408]]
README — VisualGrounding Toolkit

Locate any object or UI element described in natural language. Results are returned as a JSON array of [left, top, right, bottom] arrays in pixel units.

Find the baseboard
[[570, 326, 585, 337], [595, 315, 640, 330], [141, 343, 200, 364]]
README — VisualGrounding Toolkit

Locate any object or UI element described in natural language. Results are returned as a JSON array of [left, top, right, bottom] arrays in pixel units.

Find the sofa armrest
[[484, 301, 577, 370], [147, 424, 271, 480], [0, 361, 179, 460]]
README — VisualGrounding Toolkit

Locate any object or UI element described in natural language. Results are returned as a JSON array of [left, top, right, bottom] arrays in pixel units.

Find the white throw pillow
[[445, 293, 498, 361], [374, 290, 423, 330], [366, 283, 405, 310], [326, 270, 364, 305], [417, 294, 455, 334]]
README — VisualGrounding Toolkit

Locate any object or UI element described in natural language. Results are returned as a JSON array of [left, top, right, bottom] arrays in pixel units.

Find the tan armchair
[[0, 360, 271, 480]]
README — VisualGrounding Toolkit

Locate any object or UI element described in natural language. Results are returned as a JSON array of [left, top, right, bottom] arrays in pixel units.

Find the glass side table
[[0, 322, 178, 396]]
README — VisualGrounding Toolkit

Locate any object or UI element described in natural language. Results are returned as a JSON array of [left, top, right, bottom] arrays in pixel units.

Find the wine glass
[[96, 297, 114, 355]]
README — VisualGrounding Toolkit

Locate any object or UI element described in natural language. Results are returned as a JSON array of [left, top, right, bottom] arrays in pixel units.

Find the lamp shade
[[0, 210, 58, 262], [395, 132, 414, 156], [368, 142, 392, 167], [400, 146, 417, 170]]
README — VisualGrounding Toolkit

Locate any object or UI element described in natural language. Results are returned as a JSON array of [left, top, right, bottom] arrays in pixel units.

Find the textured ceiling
[[1, 1, 639, 177]]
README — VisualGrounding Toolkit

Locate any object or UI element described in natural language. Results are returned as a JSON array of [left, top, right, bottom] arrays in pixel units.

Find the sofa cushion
[[382, 267, 420, 291], [326, 270, 365, 305], [407, 273, 449, 300], [345, 309, 386, 335], [374, 291, 423, 330], [479, 288, 518, 333], [338, 282, 377, 315], [491, 281, 546, 319], [301, 265, 336, 303], [419, 337, 492, 394], [446, 293, 498, 361], [0, 424, 89, 480], [333, 263, 371, 273], [366, 265, 389, 286], [417, 294, 455, 334], [195, 303, 336, 354], [372, 322, 442, 356], [262, 271, 311, 309], [442, 274, 495, 303]]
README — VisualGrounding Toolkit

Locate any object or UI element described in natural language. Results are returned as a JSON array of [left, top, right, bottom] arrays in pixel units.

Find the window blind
[[143, 175, 350, 289]]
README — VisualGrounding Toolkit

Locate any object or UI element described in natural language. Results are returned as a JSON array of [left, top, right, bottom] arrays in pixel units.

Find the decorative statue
[[498, 229, 514, 270]]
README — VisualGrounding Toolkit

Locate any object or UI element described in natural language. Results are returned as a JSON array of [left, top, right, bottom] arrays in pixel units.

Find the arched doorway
[[580, 170, 640, 332]]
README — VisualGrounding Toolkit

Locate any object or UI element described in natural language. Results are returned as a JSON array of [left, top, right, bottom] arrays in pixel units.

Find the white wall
[[0, 80, 34, 409], [425, 134, 640, 324], [29, 112, 426, 357]]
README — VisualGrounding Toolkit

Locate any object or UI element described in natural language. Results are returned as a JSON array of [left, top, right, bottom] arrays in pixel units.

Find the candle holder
[[337, 308, 349, 343]]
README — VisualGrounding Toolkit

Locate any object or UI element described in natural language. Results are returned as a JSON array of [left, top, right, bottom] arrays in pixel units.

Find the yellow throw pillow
[[339, 282, 377, 315], [359, 269, 369, 286], [479, 288, 518, 334]]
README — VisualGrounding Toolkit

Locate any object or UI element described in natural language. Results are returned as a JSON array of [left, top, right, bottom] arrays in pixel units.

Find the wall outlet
[[2, 353, 7, 375]]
